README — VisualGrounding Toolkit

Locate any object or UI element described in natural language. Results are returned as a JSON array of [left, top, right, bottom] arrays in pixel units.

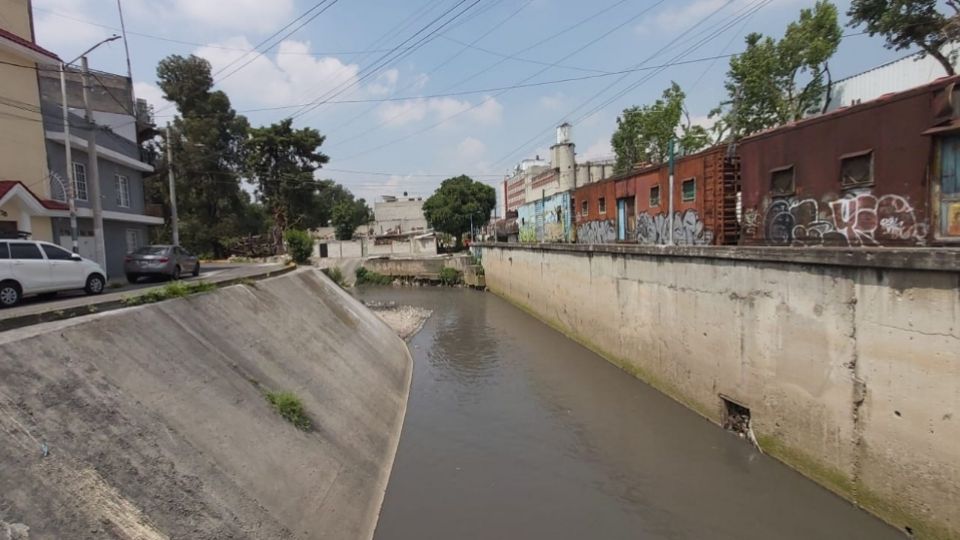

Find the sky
[[31, 0, 920, 202]]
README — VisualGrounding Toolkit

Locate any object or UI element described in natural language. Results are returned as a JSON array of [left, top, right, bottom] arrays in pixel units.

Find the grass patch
[[265, 390, 311, 430], [355, 266, 393, 285], [121, 280, 217, 306], [321, 267, 346, 287]]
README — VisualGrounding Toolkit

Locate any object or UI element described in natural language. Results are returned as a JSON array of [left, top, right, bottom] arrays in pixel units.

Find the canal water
[[359, 287, 902, 540]]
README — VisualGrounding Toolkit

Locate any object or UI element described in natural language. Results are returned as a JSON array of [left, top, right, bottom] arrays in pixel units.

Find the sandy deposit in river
[[365, 302, 432, 340]]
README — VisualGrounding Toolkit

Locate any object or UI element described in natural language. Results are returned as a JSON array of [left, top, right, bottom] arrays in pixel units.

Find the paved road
[[0, 262, 287, 322]]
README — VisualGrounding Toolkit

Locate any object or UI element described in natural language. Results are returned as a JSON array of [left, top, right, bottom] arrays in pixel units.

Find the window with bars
[[770, 166, 795, 197], [682, 178, 696, 202], [650, 185, 661, 207], [840, 151, 873, 188], [72, 162, 88, 201], [115, 174, 131, 207], [598, 197, 606, 214]]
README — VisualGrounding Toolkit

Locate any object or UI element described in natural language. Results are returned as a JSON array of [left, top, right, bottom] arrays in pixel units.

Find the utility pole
[[166, 123, 180, 246], [59, 64, 79, 253], [667, 138, 675, 246], [81, 56, 106, 270]]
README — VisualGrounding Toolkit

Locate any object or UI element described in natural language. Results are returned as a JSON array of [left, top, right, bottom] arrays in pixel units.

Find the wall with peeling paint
[[479, 243, 959, 540]]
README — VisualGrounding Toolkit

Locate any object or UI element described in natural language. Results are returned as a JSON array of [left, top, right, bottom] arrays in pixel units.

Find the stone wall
[[479, 242, 959, 539]]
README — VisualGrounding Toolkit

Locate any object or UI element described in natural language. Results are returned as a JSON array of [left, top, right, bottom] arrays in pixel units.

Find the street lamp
[[59, 35, 120, 255]]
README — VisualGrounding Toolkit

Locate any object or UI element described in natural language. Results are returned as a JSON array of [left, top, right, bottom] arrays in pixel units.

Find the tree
[[246, 119, 329, 249], [156, 54, 250, 257], [610, 82, 709, 173], [422, 175, 496, 248], [848, 0, 959, 76], [330, 197, 372, 240], [716, 1, 841, 138]]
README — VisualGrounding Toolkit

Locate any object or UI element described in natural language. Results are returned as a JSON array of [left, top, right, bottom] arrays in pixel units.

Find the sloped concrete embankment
[[0, 268, 412, 540]]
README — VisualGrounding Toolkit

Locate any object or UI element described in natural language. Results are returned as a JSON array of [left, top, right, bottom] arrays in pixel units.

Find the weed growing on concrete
[[107, 281, 125, 290], [265, 390, 311, 430], [238, 277, 257, 287], [321, 267, 346, 287], [355, 267, 393, 285], [439, 267, 462, 286], [121, 281, 217, 306]]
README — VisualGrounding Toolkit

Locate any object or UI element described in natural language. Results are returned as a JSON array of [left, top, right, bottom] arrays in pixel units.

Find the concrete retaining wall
[[0, 268, 412, 539], [364, 254, 470, 280], [480, 243, 959, 539]]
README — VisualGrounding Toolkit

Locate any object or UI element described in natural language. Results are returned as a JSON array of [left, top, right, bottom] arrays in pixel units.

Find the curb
[[0, 264, 297, 333]]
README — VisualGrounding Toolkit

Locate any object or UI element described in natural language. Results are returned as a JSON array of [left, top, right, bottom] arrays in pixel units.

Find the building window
[[770, 166, 795, 197], [840, 151, 873, 188], [598, 197, 606, 214], [115, 174, 131, 207], [650, 185, 661, 207], [682, 178, 696, 202], [581, 200, 588, 215], [72, 162, 88, 201]]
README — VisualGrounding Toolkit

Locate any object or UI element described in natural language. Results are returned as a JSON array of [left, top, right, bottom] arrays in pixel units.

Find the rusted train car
[[573, 146, 739, 245], [740, 75, 960, 247]]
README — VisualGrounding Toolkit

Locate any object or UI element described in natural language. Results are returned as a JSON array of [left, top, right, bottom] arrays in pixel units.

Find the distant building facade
[[373, 195, 429, 236]]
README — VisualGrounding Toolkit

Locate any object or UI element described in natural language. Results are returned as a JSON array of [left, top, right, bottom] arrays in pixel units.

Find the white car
[[0, 240, 107, 307]]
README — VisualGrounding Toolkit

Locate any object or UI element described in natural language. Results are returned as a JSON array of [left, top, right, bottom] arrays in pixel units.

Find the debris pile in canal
[[366, 301, 432, 340]]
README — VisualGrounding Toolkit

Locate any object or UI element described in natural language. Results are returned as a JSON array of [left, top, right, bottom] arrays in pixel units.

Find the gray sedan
[[124, 245, 200, 283]]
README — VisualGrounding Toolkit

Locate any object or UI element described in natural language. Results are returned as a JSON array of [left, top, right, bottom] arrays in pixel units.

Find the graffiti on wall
[[517, 192, 572, 243], [576, 220, 617, 244], [636, 210, 713, 246], [762, 192, 928, 246]]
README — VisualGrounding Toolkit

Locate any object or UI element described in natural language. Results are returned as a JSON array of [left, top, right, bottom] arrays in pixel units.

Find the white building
[[825, 43, 960, 113], [373, 195, 428, 236]]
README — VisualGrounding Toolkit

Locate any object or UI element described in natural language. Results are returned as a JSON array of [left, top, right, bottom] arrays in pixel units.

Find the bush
[[439, 267, 462, 285], [321, 267, 345, 287], [284, 229, 314, 264], [355, 266, 393, 285], [265, 390, 311, 430]]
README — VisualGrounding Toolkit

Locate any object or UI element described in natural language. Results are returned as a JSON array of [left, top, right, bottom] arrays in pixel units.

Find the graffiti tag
[[636, 210, 713, 246], [576, 220, 617, 244]]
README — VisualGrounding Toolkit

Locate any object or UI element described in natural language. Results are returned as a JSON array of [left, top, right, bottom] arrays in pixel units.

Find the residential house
[[36, 66, 162, 277], [0, 1, 65, 240]]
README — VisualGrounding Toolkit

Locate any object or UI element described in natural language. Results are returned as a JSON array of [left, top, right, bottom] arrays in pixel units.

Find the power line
[[290, 0, 484, 120], [335, 0, 668, 162]]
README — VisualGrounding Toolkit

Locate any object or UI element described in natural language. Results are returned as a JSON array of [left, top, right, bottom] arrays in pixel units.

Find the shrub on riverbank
[[439, 267, 462, 285], [355, 267, 393, 285], [284, 229, 313, 264]]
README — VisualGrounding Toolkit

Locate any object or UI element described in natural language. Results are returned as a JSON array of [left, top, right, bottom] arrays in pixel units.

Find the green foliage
[[321, 266, 345, 287], [155, 54, 252, 258], [355, 267, 393, 285], [121, 280, 216, 306], [848, 0, 958, 76], [611, 82, 709, 172], [439, 267, 462, 285], [716, 1, 841, 139], [246, 119, 330, 236], [284, 229, 313, 264], [265, 390, 311, 431], [331, 198, 373, 240], [422, 175, 496, 248]]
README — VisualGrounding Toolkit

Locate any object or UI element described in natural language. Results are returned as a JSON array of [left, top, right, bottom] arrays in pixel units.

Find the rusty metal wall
[[738, 77, 958, 247]]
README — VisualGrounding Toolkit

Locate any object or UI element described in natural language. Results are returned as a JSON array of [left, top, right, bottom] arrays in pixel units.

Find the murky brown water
[[361, 287, 903, 540]]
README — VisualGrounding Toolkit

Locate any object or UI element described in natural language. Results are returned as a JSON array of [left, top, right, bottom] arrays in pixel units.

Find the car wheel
[[192, 262, 200, 277], [84, 274, 105, 295], [0, 281, 21, 307], [172, 265, 182, 281], [126, 273, 139, 284]]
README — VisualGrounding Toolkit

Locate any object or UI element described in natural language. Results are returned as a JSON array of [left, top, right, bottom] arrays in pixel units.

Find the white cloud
[[539, 92, 565, 110], [171, 0, 296, 32], [367, 69, 399, 96], [376, 95, 503, 128], [195, 37, 360, 109], [33, 0, 112, 55], [581, 137, 614, 161], [457, 137, 487, 161]]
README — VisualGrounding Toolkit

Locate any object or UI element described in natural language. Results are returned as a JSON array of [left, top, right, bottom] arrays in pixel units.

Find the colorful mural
[[518, 192, 572, 243]]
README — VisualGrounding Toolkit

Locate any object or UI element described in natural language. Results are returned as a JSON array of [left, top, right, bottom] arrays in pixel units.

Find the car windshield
[[133, 246, 169, 255]]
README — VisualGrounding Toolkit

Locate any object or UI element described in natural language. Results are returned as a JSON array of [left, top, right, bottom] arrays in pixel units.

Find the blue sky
[[32, 0, 918, 201]]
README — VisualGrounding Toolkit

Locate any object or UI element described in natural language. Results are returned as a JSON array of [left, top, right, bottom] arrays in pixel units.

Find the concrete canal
[[359, 287, 902, 540]]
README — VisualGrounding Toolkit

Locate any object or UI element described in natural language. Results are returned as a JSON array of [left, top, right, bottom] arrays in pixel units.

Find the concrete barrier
[[0, 268, 412, 539], [480, 242, 959, 540]]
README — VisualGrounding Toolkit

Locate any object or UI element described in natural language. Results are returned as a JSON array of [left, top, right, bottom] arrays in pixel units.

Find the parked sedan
[[0, 240, 106, 307], [124, 245, 200, 283]]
